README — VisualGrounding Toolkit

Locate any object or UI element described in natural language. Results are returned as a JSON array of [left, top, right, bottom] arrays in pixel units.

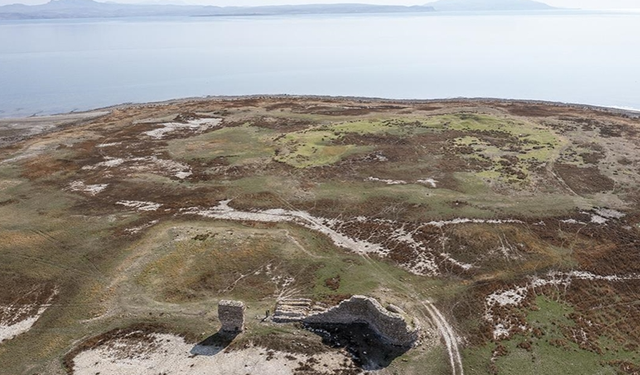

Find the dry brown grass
[[2, 97, 640, 374]]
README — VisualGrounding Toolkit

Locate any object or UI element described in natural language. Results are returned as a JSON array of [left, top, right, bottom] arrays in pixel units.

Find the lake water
[[1, 11, 639, 118]]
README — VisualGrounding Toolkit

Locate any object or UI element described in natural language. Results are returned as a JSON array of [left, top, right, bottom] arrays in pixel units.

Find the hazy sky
[[2, 0, 640, 10]]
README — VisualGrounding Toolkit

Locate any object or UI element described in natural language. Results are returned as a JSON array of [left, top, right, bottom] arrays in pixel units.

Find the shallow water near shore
[[1, 10, 639, 117]]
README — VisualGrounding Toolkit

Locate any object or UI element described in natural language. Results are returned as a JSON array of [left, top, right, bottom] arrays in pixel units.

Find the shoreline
[[2, 96, 639, 123], [1, 8, 637, 22]]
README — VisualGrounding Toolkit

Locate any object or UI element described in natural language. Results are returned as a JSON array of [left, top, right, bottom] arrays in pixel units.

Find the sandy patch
[[82, 155, 193, 179], [82, 157, 125, 170], [73, 333, 352, 375], [0, 310, 46, 344], [0, 289, 56, 344], [366, 177, 407, 185], [439, 252, 473, 271], [175, 171, 193, 179], [144, 118, 221, 139], [133, 156, 193, 180], [590, 215, 608, 224], [132, 156, 193, 179], [124, 220, 160, 234], [561, 219, 585, 224], [581, 208, 626, 225], [69, 181, 108, 196], [410, 253, 439, 276], [96, 142, 123, 148], [417, 178, 438, 188], [423, 218, 523, 228], [594, 208, 625, 219], [116, 200, 162, 211], [366, 177, 438, 188]]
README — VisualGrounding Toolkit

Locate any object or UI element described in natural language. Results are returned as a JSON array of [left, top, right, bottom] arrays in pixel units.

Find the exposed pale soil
[[73, 332, 356, 375], [0, 284, 57, 343]]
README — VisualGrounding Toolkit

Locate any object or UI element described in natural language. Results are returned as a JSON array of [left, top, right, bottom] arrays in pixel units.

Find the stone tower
[[218, 300, 245, 333]]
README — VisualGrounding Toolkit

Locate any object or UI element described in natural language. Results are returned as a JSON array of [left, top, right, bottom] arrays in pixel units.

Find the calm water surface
[[1, 12, 639, 117]]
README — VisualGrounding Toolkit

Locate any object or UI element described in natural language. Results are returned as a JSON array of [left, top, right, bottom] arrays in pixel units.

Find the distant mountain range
[[0, 0, 556, 20], [427, 0, 554, 11]]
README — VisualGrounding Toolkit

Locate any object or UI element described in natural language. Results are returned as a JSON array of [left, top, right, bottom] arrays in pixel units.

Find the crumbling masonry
[[303, 295, 420, 347], [218, 300, 245, 333]]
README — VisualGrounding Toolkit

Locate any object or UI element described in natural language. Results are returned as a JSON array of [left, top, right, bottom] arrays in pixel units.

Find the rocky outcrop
[[218, 300, 245, 332], [303, 295, 419, 347]]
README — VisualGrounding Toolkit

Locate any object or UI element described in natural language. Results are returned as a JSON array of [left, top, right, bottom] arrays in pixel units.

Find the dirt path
[[283, 230, 323, 259], [546, 142, 581, 197], [354, 251, 465, 375], [421, 300, 464, 375]]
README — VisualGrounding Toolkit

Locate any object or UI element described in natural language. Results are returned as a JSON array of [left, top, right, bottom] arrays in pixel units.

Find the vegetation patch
[[1, 97, 639, 374]]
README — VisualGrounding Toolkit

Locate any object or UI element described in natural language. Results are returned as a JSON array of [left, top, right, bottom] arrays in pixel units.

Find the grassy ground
[[463, 295, 640, 375], [0, 97, 639, 374]]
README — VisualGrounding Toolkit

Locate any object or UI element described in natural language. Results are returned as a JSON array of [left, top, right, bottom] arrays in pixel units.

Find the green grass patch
[[167, 124, 277, 165], [136, 225, 318, 302], [273, 127, 368, 168], [442, 114, 566, 184], [528, 296, 575, 328], [464, 296, 639, 374], [135, 221, 408, 304], [274, 118, 443, 168]]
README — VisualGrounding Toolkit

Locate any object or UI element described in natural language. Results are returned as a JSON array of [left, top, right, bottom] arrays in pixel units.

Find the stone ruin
[[303, 295, 420, 347], [218, 300, 245, 333], [272, 298, 328, 323]]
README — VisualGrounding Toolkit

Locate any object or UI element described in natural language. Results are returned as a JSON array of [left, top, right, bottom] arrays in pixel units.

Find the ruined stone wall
[[218, 300, 245, 332], [303, 295, 419, 347]]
